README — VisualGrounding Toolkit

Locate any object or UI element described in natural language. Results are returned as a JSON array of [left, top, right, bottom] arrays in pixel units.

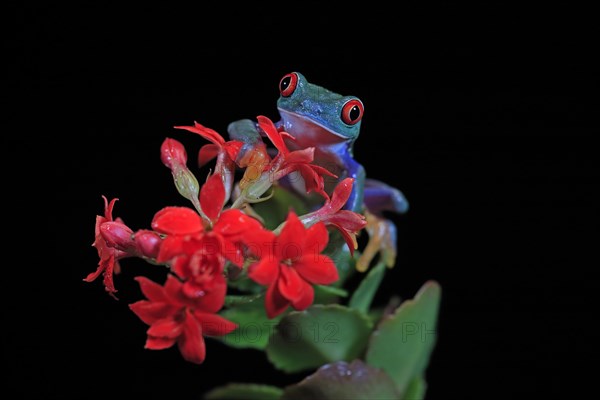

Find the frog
[[227, 72, 408, 270]]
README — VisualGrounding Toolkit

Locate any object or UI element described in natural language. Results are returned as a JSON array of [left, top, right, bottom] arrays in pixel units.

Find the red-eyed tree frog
[[228, 72, 409, 270]]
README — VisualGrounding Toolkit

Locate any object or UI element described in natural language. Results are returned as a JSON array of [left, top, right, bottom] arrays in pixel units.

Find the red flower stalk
[[174, 122, 243, 203], [129, 275, 236, 364], [301, 178, 368, 255], [151, 173, 264, 298], [248, 211, 339, 318], [84, 196, 130, 298]]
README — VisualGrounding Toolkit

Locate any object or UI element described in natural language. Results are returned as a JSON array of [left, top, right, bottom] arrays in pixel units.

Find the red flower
[[174, 121, 243, 167], [248, 211, 339, 318], [174, 122, 244, 203], [151, 173, 263, 298], [129, 275, 237, 364], [257, 115, 337, 200], [84, 196, 130, 298], [301, 178, 368, 255]]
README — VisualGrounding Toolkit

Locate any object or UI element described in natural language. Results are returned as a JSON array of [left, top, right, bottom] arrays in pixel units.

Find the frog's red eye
[[279, 73, 298, 97], [341, 99, 364, 125]]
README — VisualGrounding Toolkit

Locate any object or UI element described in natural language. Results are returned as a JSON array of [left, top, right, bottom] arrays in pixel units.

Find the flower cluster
[[84, 116, 367, 364]]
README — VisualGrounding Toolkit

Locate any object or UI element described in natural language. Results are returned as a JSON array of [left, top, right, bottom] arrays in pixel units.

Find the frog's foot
[[356, 211, 398, 272]]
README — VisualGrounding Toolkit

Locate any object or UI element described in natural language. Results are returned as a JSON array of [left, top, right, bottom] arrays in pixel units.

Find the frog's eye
[[279, 73, 298, 97], [341, 99, 364, 125]]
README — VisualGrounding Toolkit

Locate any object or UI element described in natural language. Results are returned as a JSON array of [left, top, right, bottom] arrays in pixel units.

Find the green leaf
[[313, 284, 349, 305], [204, 383, 283, 400], [280, 360, 400, 400], [349, 261, 386, 313], [365, 280, 441, 395], [315, 285, 348, 298], [227, 275, 264, 294], [219, 300, 284, 350], [402, 376, 427, 400], [266, 304, 373, 373], [252, 186, 309, 230]]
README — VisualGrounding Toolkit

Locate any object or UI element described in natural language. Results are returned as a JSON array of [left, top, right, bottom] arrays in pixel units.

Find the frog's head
[[276, 72, 364, 143]]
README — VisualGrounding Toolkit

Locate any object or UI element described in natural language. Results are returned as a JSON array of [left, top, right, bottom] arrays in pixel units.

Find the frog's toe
[[356, 211, 398, 272]]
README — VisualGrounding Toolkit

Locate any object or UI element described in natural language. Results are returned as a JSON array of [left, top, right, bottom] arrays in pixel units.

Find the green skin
[[228, 72, 408, 215]]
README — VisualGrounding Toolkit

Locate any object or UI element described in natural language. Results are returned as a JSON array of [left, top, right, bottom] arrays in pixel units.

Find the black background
[[5, 4, 597, 399]]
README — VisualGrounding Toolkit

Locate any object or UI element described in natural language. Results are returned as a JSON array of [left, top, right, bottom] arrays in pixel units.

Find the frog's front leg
[[227, 119, 270, 190], [343, 155, 366, 213], [225, 119, 274, 221]]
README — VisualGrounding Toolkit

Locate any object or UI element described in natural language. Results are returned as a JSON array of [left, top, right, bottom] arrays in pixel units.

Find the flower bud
[[100, 221, 135, 251], [173, 168, 201, 205], [160, 138, 202, 212], [161, 138, 188, 169], [134, 230, 162, 259]]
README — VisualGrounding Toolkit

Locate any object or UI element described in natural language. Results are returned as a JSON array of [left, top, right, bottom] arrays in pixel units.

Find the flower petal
[[298, 165, 327, 199], [291, 282, 314, 311], [129, 300, 175, 325], [199, 174, 225, 223], [245, 228, 278, 259], [278, 264, 305, 303], [327, 210, 367, 232], [147, 318, 183, 339], [257, 115, 288, 155], [145, 336, 177, 350], [192, 274, 227, 313], [277, 211, 305, 260], [177, 311, 206, 364], [294, 254, 339, 285], [265, 282, 289, 319], [222, 140, 244, 161], [134, 276, 168, 302], [213, 209, 264, 238], [193, 312, 238, 336], [284, 147, 315, 164], [164, 274, 187, 307], [156, 236, 185, 263], [248, 257, 279, 286], [103, 196, 118, 220], [304, 221, 329, 255], [83, 263, 104, 283], [308, 164, 338, 178], [174, 122, 225, 145], [101, 258, 118, 296], [331, 223, 359, 256], [329, 178, 355, 212], [152, 206, 203, 235], [198, 144, 220, 167]]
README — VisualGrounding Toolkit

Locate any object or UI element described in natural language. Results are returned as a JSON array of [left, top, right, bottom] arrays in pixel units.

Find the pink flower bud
[[161, 138, 188, 169], [134, 230, 162, 259], [100, 221, 135, 251]]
